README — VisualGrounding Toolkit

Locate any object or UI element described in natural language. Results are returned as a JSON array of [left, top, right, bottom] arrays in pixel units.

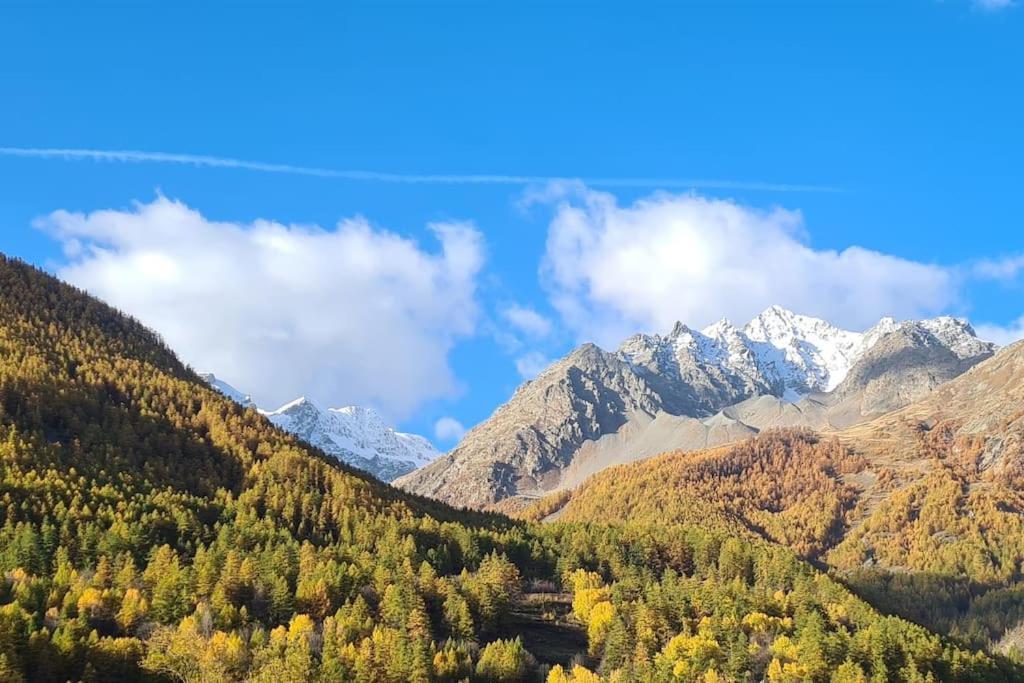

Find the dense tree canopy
[[0, 254, 1019, 681], [544, 409, 1024, 661], [556, 430, 865, 558]]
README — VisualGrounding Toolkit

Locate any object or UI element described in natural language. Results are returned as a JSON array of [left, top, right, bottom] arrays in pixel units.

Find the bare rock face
[[396, 308, 998, 508], [827, 319, 995, 425], [617, 322, 774, 415], [395, 343, 667, 507], [841, 339, 1024, 471]]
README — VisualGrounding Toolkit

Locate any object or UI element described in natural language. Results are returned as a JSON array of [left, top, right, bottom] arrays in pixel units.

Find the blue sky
[[2, 0, 1023, 445]]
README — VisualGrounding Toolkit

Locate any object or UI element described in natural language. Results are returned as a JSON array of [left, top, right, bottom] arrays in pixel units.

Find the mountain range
[[2, 253, 1020, 681], [545, 336, 1024, 652], [396, 305, 996, 508], [200, 373, 440, 481]]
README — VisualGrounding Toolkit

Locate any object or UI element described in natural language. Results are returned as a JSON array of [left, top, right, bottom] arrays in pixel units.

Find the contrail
[[0, 147, 840, 193]]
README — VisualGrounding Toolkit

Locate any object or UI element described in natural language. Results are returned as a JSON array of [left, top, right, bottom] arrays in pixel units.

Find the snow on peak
[[262, 395, 318, 415], [744, 306, 853, 346], [328, 405, 390, 433], [260, 398, 439, 480], [918, 316, 993, 359], [741, 307, 863, 393], [200, 376, 440, 481], [617, 306, 992, 403]]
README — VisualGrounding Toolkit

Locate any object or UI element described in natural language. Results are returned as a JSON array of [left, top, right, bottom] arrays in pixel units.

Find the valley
[[2, 254, 1021, 681], [5, 3, 1022, 680]]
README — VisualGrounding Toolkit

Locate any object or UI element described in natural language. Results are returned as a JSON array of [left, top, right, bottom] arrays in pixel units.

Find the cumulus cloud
[[434, 416, 466, 443], [975, 316, 1024, 346], [540, 185, 958, 347], [38, 196, 484, 418], [501, 304, 552, 338]]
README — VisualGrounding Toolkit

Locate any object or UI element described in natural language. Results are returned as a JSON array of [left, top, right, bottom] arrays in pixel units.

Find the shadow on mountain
[[843, 569, 1024, 654]]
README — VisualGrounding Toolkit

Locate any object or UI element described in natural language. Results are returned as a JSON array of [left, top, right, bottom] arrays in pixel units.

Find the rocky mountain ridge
[[396, 306, 996, 508]]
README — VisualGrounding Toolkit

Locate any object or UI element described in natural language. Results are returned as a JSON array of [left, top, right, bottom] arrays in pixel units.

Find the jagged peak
[[919, 315, 973, 333], [745, 305, 849, 336], [750, 304, 811, 328], [916, 316, 995, 359], [761, 303, 795, 318], [668, 320, 693, 337]]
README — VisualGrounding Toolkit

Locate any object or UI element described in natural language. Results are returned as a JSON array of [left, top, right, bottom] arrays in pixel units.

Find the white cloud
[[514, 351, 552, 379], [501, 304, 552, 338], [540, 185, 958, 347], [38, 196, 484, 418], [973, 254, 1024, 282], [434, 416, 466, 443], [975, 316, 1024, 346]]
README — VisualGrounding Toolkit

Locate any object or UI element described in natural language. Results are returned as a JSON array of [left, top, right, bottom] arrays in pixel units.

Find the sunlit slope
[[0, 254, 1016, 681]]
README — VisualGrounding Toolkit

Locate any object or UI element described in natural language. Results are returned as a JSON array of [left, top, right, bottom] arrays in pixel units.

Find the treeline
[[0, 254, 1019, 681]]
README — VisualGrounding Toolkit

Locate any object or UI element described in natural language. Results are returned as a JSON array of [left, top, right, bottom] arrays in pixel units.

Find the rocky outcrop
[[394, 343, 666, 507]]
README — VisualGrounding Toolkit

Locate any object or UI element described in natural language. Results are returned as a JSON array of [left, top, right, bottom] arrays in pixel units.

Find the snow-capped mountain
[[397, 305, 996, 508], [617, 306, 992, 404], [200, 375, 440, 481], [260, 398, 438, 482], [740, 305, 866, 397]]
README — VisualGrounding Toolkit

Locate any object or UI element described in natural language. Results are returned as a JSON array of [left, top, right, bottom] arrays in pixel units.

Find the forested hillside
[[547, 373, 1024, 660], [554, 431, 864, 559], [0, 253, 1018, 681]]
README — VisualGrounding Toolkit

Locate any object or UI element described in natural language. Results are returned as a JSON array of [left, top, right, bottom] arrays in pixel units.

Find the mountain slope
[[399, 306, 994, 508], [556, 430, 864, 557], [0, 254, 523, 679], [553, 339, 1023, 538], [260, 397, 438, 481], [202, 374, 440, 481], [0, 255, 1014, 681], [826, 318, 995, 426], [542, 341, 1024, 652], [397, 343, 666, 507], [828, 339, 1024, 571]]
